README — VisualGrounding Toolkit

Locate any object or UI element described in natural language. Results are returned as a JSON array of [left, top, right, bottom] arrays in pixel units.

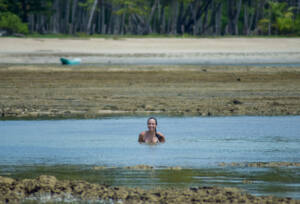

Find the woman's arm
[[138, 132, 145, 143]]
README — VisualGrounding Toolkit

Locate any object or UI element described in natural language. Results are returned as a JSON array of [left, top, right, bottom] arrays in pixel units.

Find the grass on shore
[[1, 32, 300, 39]]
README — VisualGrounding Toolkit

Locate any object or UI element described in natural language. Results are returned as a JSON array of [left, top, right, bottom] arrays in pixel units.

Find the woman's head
[[147, 117, 157, 132]]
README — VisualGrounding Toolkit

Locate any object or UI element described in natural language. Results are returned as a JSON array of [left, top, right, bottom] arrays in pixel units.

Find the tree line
[[1, 0, 300, 36]]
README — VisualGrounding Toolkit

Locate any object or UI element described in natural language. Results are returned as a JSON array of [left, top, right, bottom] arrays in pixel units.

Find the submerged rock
[[93, 166, 109, 170], [167, 166, 182, 170], [124, 165, 154, 170]]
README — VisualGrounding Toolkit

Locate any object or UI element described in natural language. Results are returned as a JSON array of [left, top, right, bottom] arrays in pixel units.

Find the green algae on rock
[[1, 175, 300, 204]]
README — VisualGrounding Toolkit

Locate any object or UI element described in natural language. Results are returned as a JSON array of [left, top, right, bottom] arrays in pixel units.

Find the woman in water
[[138, 117, 165, 144]]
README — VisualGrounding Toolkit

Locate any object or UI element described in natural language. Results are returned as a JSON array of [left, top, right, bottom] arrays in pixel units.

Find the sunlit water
[[0, 116, 300, 199]]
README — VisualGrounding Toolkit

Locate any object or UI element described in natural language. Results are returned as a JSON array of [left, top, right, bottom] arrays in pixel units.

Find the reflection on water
[[0, 116, 300, 199]]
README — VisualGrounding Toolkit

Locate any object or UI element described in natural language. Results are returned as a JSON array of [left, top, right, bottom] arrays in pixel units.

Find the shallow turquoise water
[[0, 116, 300, 199], [0, 116, 299, 167]]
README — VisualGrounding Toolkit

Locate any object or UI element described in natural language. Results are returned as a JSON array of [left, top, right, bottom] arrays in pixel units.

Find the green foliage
[[268, 2, 287, 20], [75, 32, 91, 38], [276, 14, 293, 34], [294, 15, 300, 35], [0, 12, 28, 34], [78, 0, 96, 9], [0, 0, 300, 36], [0, 0, 8, 12], [258, 18, 270, 35], [179, 0, 194, 3], [113, 0, 149, 16], [266, 1, 295, 35], [115, 7, 144, 16]]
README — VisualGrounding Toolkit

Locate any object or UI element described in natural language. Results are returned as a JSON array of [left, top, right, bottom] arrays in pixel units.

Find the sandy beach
[[1, 38, 300, 65]]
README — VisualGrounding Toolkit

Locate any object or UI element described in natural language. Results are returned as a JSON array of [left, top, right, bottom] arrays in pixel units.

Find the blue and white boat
[[60, 58, 81, 65]]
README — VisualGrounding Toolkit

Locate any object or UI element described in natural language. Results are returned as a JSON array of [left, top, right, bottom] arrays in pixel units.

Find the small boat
[[60, 58, 81, 65]]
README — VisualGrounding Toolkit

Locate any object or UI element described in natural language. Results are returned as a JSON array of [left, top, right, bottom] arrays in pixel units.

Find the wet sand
[[0, 65, 300, 119], [1, 175, 299, 203]]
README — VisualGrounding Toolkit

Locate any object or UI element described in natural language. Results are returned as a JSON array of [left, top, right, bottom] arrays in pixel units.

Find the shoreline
[[1, 160, 300, 202], [1, 174, 299, 203], [2, 51, 300, 65], [1, 38, 300, 65]]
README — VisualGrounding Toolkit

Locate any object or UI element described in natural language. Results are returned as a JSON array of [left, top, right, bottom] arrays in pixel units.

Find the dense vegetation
[[0, 0, 300, 36]]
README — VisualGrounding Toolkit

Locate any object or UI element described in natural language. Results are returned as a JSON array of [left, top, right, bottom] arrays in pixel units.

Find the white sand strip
[[1, 38, 300, 65]]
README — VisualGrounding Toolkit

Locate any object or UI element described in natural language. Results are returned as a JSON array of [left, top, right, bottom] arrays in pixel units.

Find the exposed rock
[[0, 176, 15, 186], [167, 166, 182, 170], [124, 165, 154, 170], [1, 175, 299, 203], [37, 175, 57, 190], [232, 99, 243, 105], [93, 166, 108, 170]]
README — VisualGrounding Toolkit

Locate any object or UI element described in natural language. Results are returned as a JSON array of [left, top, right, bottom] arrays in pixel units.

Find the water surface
[[0, 116, 300, 199], [1, 116, 299, 167]]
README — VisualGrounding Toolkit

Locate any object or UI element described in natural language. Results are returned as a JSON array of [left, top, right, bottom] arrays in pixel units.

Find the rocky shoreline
[[1, 65, 300, 119], [1, 175, 299, 204]]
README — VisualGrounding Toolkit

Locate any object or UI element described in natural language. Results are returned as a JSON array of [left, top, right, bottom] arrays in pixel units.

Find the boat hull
[[60, 58, 81, 65]]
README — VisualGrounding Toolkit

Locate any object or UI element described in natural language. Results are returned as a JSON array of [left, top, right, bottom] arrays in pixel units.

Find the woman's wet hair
[[147, 117, 157, 125]]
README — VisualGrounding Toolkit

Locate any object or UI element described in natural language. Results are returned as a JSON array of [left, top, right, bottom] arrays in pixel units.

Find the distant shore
[[1, 38, 300, 65]]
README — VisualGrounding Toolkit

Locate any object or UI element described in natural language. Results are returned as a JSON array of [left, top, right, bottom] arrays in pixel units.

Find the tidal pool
[[0, 116, 300, 199]]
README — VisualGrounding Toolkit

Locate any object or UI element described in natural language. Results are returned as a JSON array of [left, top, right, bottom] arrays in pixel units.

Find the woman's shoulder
[[156, 132, 165, 142], [156, 132, 164, 137], [139, 131, 146, 136]]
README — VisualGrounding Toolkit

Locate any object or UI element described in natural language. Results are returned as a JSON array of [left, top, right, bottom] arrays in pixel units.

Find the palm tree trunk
[[234, 0, 242, 35], [244, 1, 249, 35], [170, 0, 179, 34], [71, 0, 78, 34], [87, 0, 98, 34], [101, 1, 106, 34], [65, 0, 71, 34], [51, 0, 60, 33], [215, 2, 222, 36]]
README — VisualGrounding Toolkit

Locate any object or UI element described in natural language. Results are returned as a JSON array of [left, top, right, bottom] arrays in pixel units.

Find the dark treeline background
[[1, 0, 300, 36]]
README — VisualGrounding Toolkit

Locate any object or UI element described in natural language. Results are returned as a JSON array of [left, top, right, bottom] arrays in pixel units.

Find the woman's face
[[147, 119, 157, 131]]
